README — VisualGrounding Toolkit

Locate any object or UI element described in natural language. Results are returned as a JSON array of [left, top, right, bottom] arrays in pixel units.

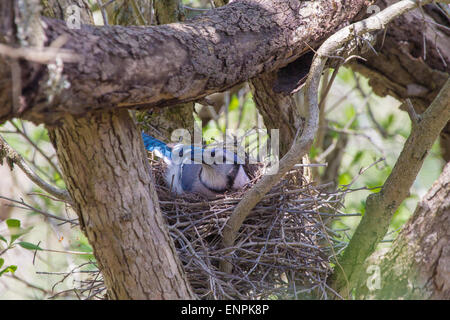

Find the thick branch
[[0, 0, 367, 124]]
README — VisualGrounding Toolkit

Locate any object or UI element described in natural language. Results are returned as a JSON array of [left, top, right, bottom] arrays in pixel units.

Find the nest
[[151, 158, 344, 300]]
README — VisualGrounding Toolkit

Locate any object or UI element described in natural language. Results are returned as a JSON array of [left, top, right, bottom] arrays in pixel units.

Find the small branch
[[0, 195, 77, 225], [340, 157, 385, 190], [8, 120, 62, 177], [39, 247, 93, 255], [6, 274, 52, 295], [96, 0, 109, 25], [0, 135, 72, 203], [150, 0, 154, 25], [130, 0, 147, 25], [101, 0, 116, 8], [405, 98, 422, 125]]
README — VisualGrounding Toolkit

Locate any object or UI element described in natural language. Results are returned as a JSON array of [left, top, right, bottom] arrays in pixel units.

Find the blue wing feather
[[142, 132, 241, 165], [142, 132, 173, 160]]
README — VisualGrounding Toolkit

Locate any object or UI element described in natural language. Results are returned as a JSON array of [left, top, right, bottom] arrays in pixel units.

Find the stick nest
[[151, 158, 343, 300]]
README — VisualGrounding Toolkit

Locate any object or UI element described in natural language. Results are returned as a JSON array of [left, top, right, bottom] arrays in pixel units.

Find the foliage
[[0, 218, 41, 277]]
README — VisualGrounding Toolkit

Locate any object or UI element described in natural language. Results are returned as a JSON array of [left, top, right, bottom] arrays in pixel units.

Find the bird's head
[[197, 147, 250, 193]]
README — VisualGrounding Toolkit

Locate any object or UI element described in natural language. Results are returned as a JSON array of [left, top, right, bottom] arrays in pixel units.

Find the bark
[[0, 0, 368, 125], [355, 162, 450, 299], [154, 0, 183, 24], [47, 111, 195, 299], [350, 0, 450, 160]]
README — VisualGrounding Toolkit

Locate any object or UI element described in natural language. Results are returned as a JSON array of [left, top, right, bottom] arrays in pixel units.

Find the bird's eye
[[211, 150, 216, 157], [179, 149, 183, 157]]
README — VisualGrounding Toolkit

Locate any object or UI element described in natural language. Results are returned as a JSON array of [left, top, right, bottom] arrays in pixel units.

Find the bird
[[142, 132, 250, 198]]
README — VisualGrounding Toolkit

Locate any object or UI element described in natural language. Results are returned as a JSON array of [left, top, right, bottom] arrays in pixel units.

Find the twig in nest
[[147, 159, 348, 299]]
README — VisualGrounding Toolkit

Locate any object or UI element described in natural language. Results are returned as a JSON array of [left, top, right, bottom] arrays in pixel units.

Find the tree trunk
[[47, 111, 195, 299], [354, 162, 450, 299], [40, 0, 195, 299]]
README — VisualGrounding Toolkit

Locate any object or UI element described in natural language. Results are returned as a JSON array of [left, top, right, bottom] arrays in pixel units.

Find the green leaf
[[228, 95, 240, 111], [338, 172, 352, 186], [344, 104, 356, 121], [10, 234, 21, 244], [0, 265, 17, 276], [383, 113, 395, 130], [18, 242, 43, 251], [350, 151, 364, 166], [0, 234, 7, 243], [9, 226, 33, 244], [6, 219, 20, 229], [309, 146, 318, 159], [0, 258, 4, 269]]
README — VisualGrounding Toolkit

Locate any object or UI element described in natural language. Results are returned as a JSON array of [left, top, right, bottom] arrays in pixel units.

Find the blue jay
[[142, 132, 250, 198]]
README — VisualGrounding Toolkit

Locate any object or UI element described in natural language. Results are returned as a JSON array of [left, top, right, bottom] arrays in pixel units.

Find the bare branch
[[0, 135, 72, 203], [0, 195, 76, 225]]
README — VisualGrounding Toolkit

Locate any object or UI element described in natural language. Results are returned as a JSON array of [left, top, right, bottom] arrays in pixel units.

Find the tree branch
[[332, 77, 450, 297], [354, 162, 450, 299], [0, 134, 72, 203], [0, 0, 368, 124], [220, 0, 450, 277]]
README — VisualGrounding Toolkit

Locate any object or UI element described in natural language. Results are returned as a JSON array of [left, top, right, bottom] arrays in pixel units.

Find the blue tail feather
[[142, 132, 173, 160]]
